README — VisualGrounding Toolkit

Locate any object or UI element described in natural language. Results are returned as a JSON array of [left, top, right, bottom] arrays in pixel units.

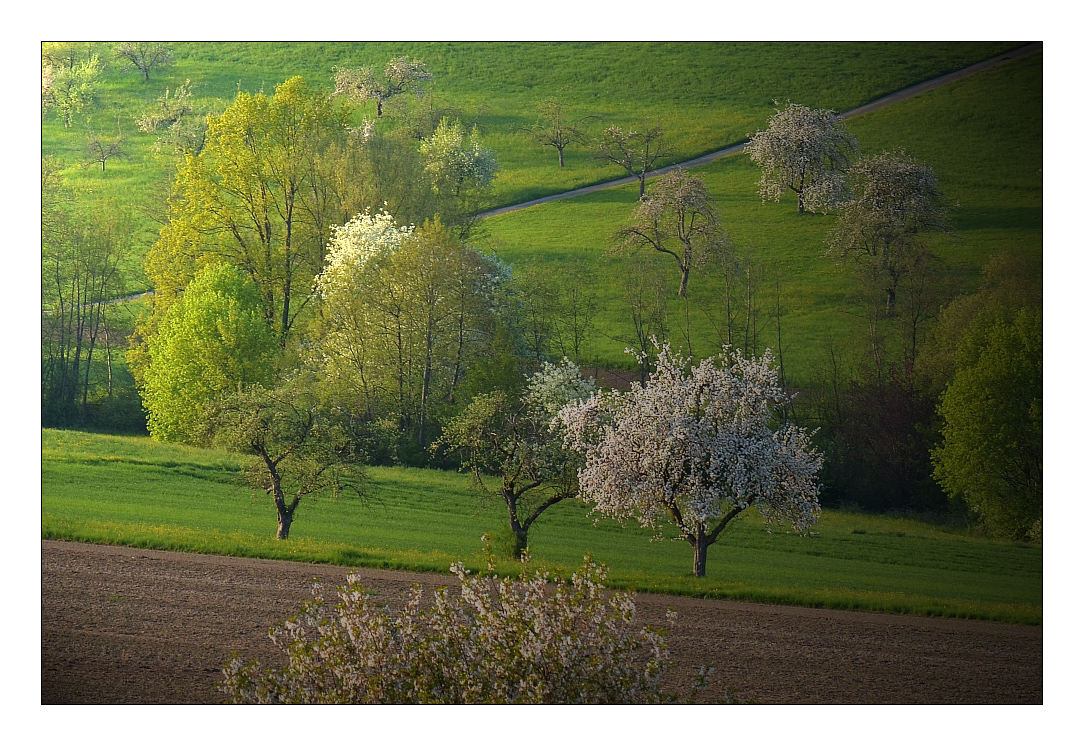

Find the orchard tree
[[114, 42, 174, 81], [826, 151, 952, 316], [420, 117, 497, 197], [83, 128, 128, 171], [747, 102, 858, 214], [932, 308, 1041, 540], [205, 377, 369, 540], [558, 341, 822, 577], [596, 122, 671, 198], [43, 53, 101, 127], [529, 96, 595, 168], [140, 264, 278, 443], [333, 57, 432, 117], [436, 359, 597, 558], [615, 169, 731, 297]]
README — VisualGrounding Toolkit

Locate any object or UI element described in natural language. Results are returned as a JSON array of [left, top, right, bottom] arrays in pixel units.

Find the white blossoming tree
[[436, 359, 597, 557], [747, 102, 858, 214], [221, 552, 705, 704], [558, 341, 822, 577], [333, 57, 432, 118]]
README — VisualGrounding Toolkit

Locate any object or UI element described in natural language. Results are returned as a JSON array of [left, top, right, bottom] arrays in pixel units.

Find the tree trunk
[[691, 530, 709, 577], [678, 266, 690, 298], [638, 176, 646, 198], [558, 147, 565, 168], [276, 510, 293, 540], [504, 489, 529, 559]]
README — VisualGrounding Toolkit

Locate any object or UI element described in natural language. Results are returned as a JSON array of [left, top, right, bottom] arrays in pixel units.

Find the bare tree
[[596, 122, 671, 197], [114, 42, 174, 82], [529, 96, 595, 167], [83, 128, 128, 171], [614, 169, 731, 297], [333, 57, 432, 117]]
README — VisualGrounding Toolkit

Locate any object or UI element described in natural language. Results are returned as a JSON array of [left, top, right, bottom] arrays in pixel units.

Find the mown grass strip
[[42, 429, 1042, 624]]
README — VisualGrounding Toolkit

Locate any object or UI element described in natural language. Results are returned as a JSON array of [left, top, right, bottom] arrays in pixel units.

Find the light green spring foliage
[[933, 307, 1041, 540], [420, 117, 498, 197], [142, 264, 278, 443], [42, 53, 101, 128]]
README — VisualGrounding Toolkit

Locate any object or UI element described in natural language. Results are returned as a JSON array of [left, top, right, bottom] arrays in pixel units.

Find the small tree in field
[[558, 341, 822, 577], [529, 96, 595, 167], [747, 102, 858, 214], [333, 57, 432, 117], [614, 168, 731, 298], [114, 42, 174, 81], [436, 359, 596, 558], [205, 377, 368, 540], [596, 122, 671, 198]]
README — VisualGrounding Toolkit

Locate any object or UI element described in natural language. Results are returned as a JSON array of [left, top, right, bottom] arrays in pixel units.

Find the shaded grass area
[[480, 53, 1043, 377], [42, 429, 1042, 624]]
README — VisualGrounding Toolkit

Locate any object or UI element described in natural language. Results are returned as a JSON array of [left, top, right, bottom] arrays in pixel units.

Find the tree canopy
[[558, 342, 822, 576], [140, 264, 278, 443], [747, 102, 858, 214]]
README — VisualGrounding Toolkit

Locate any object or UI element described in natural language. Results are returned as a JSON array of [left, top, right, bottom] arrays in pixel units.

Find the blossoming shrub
[[221, 552, 702, 704]]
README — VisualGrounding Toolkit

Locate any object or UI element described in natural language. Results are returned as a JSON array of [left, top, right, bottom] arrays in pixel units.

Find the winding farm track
[[41, 540, 1042, 704], [476, 41, 1042, 219]]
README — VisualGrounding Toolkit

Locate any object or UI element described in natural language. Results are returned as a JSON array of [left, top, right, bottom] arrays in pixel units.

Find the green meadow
[[480, 52, 1043, 375], [42, 429, 1041, 625], [42, 43, 1042, 626]]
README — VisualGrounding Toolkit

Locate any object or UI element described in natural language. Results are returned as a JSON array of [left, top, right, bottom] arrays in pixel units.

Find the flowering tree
[[747, 102, 858, 214], [420, 117, 498, 197], [436, 359, 597, 557], [558, 341, 822, 577], [221, 552, 706, 703], [615, 168, 731, 298], [826, 150, 952, 316], [333, 57, 432, 117]]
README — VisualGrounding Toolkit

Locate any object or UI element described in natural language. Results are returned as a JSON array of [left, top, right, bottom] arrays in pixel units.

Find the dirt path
[[41, 540, 1041, 704], [476, 42, 1042, 220]]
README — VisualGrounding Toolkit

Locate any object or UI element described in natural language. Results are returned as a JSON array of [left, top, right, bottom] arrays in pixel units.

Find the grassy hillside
[[42, 42, 1023, 273], [480, 52, 1043, 377], [42, 428, 1042, 624]]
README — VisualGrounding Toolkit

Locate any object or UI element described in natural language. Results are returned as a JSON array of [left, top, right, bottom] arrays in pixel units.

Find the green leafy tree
[[932, 308, 1042, 540], [142, 76, 353, 357], [205, 377, 369, 539], [313, 214, 509, 457], [436, 360, 596, 557], [43, 53, 101, 128], [140, 264, 278, 443], [41, 172, 130, 426]]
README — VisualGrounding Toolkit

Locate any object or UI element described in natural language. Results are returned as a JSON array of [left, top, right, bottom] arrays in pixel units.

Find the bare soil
[[41, 539, 1041, 704]]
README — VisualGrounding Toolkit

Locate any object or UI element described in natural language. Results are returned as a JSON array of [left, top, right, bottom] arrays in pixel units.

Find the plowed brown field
[[41, 540, 1041, 704]]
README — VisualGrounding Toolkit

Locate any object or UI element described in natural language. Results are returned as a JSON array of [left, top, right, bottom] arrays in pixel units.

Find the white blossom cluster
[[220, 553, 696, 704], [420, 117, 498, 196], [524, 358, 598, 419], [557, 341, 822, 540], [315, 209, 413, 302], [746, 102, 858, 213]]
